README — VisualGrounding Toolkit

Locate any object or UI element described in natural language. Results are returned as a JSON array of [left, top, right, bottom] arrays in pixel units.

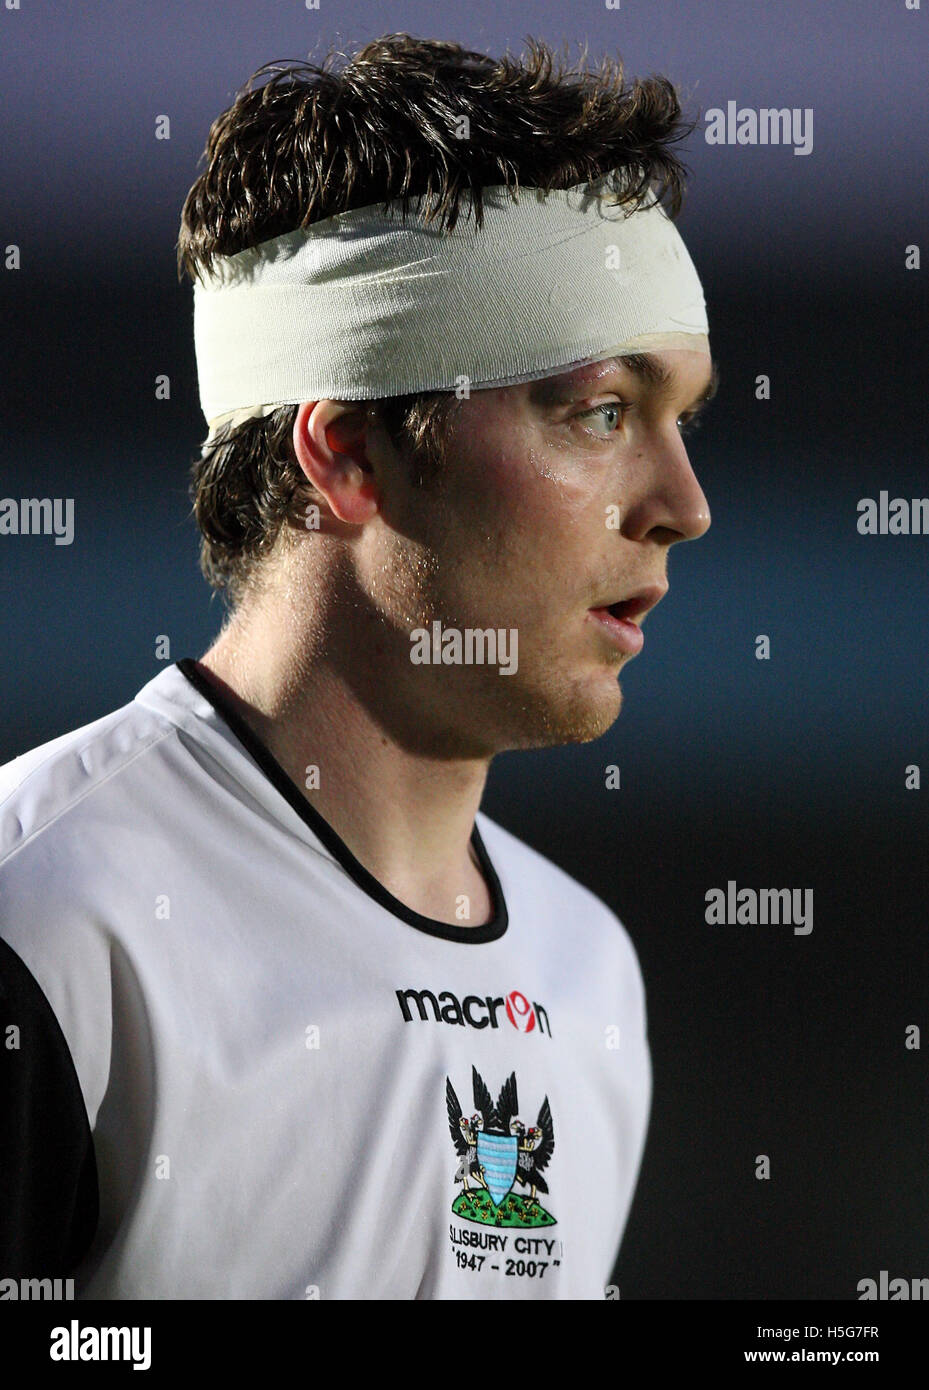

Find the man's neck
[[195, 615, 494, 927]]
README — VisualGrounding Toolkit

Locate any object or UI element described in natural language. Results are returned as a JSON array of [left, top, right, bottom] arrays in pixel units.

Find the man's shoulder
[[476, 808, 619, 914], [0, 677, 178, 871], [476, 810, 643, 968], [0, 675, 193, 1125]]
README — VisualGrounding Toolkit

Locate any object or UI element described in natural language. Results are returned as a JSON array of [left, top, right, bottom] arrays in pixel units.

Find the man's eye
[[678, 413, 703, 436], [577, 402, 626, 435]]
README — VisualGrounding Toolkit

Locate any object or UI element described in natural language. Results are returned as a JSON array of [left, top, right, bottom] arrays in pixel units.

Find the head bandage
[[193, 176, 709, 442]]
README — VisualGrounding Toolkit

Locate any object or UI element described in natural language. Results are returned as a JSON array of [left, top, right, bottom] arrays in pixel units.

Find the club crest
[[446, 1066, 556, 1228]]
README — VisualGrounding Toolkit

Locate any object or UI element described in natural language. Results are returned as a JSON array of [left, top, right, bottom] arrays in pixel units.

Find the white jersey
[[0, 660, 651, 1299]]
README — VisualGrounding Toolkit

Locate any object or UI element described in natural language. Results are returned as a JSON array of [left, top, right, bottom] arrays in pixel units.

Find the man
[[0, 34, 715, 1298]]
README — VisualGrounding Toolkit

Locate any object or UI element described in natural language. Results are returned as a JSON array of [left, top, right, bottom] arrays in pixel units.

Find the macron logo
[[50, 1321, 151, 1371], [396, 987, 551, 1037]]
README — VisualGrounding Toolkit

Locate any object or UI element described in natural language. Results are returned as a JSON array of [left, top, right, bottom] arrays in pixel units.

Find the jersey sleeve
[[0, 936, 99, 1278], [605, 905, 653, 1281]]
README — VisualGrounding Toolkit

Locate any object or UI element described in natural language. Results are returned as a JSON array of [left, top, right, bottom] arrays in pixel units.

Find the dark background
[[1, 1, 926, 1299]]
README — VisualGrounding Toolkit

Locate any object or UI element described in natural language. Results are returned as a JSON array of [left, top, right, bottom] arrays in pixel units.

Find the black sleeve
[[0, 935, 99, 1279]]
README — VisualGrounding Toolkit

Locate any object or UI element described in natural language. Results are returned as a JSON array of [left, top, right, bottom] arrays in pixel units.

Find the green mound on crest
[[452, 1188, 556, 1227]]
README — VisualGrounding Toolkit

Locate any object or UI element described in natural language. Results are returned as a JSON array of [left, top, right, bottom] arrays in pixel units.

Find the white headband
[[193, 177, 709, 440]]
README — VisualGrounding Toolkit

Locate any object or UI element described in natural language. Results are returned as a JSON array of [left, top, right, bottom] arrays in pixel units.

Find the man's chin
[[558, 692, 624, 745], [503, 676, 624, 751]]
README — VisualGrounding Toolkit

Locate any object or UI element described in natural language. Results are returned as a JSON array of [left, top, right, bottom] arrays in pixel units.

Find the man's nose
[[621, 439, 711, 544]]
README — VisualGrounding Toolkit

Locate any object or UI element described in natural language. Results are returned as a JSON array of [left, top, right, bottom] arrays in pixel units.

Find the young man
[[0, 34, 715, 1298]]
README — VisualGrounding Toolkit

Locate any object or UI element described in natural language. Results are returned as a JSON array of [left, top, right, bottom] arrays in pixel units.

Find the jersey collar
[[176, 658, 509, 945]]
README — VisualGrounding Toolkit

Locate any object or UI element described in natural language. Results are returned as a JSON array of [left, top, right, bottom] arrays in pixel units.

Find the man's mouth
[[587, 585, 668, 655]]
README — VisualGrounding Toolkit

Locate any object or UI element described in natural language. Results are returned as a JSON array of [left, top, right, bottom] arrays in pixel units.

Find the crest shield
[[477, 1132, 518, 1206]]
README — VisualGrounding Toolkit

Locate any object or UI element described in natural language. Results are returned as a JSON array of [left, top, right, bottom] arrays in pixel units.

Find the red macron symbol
[[505, 990, 536, 1032]]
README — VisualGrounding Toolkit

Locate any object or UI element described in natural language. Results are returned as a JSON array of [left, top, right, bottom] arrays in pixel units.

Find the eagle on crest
[[446, 1065, 554, 1207]]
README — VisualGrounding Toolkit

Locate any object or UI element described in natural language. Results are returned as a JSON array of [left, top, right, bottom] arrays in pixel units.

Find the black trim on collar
[[176, 658, 508, 944]]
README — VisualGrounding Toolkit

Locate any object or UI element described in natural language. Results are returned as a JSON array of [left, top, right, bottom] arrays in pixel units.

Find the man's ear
[[292, 400, 380, 525]]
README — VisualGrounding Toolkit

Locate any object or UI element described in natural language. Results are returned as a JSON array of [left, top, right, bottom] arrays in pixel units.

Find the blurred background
[[1, 0, 926, 1298]]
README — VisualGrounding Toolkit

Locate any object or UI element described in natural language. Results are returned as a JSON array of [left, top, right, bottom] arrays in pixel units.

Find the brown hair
[[179, 33, 696, 608]]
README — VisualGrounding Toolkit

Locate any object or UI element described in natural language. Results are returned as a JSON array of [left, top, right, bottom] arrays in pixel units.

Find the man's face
[[357, 346, 715, 755]]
